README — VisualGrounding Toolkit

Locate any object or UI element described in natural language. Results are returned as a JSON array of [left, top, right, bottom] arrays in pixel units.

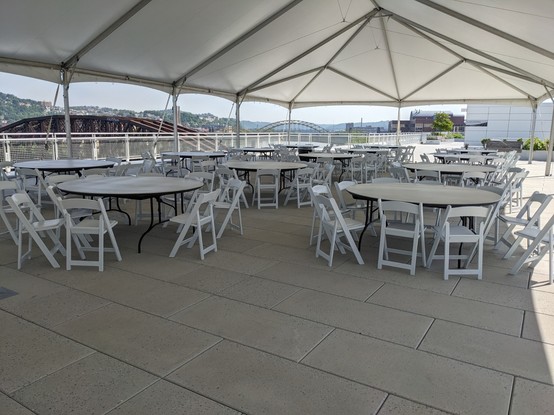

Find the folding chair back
[[60, 197, 122, 271], [0, 180, 22, 245], [169, 189, 220, 259], [313, 194, 364, 266], [214, 179, 245, 238], [8, 192, 65, 269], [378, 199, 426, 275]]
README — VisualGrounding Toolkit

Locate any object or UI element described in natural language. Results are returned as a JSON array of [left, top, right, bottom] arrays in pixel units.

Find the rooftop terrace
[[1, 144, 553, 414]]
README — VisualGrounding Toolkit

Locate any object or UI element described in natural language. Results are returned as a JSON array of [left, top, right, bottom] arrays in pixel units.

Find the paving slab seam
[[450, 290, 554, 315], [3, 306, 223, 383], [49, 300, 115, 329], [5, 349, 96, 395], [415, 318, 437, 350], [297, 327, 337, 364], [164, 293, 216, 320], [363, 295, 524, 338], [251, 267, 385, 302], [2, 392, 40, 415], [362, 280, 389, 302], [412, 345, 527, 386], [299, 357, 468, 413], [378, 394, 458, 415], [264, 305, 433, 349], [267, 286, 305, 310]]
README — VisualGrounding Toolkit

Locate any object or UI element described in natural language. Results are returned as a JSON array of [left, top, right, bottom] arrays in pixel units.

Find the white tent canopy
[[1, 0, 554, 110]]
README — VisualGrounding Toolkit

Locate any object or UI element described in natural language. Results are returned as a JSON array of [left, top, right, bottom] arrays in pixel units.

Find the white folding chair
[[498, 191, 552, 257], [169, 189, 220, 259], [284, 167, 313, 208], [308, 185, 331, 246], [426, 205, 491, 280], [8, 192, 66, 269], [253, 169, 279, 209], [509, 214, 554, 284], [0, 180, 22, 245], [60, 197, 122, 271], [213, 179, 245, 238], [378, 199, 426, 275], [313, 194, 365, 266]]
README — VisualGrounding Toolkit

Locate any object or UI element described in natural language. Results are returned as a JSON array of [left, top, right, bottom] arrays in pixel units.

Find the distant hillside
[[0, 91, 389, 132]]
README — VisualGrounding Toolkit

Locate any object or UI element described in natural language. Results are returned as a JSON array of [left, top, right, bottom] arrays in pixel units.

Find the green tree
[[432, 112, 454, 133]]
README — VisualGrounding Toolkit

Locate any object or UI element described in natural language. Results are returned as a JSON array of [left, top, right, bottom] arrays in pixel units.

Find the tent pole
[[396, 105, 401, 145], [528, 101, 537, 164], [235, 95, 241, 148], [287, 103, 292, 145], [545, 102, 554, 176], [172, 90, 179, 152], [62, 69, 72, 159]]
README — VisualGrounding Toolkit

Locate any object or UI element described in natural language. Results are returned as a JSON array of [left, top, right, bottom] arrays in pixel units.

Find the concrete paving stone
[[4, 287, 111, 328], [108, 249, 203, 278], [303, 329, 512, 415], [184, 249, 278, 275], [419, 319, 554, 385], [367, 283, 524, 336], [165, 265, 251, 294], [246, 241, 351, 267], [109, 379, 240, 414], [275, 289, 433, 347], [168, 340, 387, 415], [453, 279, 554, 316], [0, 267, 67, 307], [0, 391, 35, 414], [377, 395, 453, 415], [51, 267, 210, 317], [336, 260, 459, 295], [171, 295, 331, 361], [219, 276, 302, 308], [0, 310, 93, 394], [522, 311, 554, 345], [55, 303, 220, 376], [255, 261, 384, 301], [12, 352, 157, 415], [213, 233, 267, 253], [510, 377, 554, 415]]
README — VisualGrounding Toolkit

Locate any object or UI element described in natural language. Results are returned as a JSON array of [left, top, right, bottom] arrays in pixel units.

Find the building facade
[[464, 102, 553, 147], [388, 110, 465, 133]]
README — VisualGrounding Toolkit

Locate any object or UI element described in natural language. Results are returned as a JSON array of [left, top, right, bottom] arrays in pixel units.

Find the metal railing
[[0, 131, 426, 162]]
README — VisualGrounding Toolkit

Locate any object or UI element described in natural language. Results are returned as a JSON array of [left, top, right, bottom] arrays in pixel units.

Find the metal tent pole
[[62, 69, 72, 159], [545, 101, 554, 176], [528, 101, 537, 164], [396, 105, 401, 145], [172, 91, 180, 152], [287, 103, 292, 145], [235, 95, 241, 148]]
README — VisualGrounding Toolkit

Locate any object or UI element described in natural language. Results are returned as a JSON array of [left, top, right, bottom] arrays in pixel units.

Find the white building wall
[[465, 102, 553, 147]]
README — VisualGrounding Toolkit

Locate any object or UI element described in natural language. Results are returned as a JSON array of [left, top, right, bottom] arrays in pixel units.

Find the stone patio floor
[[1, 143, 554, 414]]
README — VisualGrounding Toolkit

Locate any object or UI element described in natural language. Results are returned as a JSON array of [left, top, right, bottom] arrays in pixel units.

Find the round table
[[224, 161, 307, 192], [403, 162, 496, 175], [161, 151, 226, 159], [347, 182, 501, 207], [299, 152, 356, 180], [347, 182, 502, 247], [235, 148, 275, 158], [58, 176, 203, 252], [14, 159, 115, 174], [431, 153, 498, 164]]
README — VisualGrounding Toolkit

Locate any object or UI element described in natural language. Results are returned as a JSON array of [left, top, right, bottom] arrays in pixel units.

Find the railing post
[[53, 135, 59, 160], [125, 134, 130, 162], [92, 134, 98, 160]]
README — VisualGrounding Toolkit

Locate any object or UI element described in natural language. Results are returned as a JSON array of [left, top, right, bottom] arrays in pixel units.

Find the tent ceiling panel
[[1, 0, 553, 108], [288, 70, 397, 104], [406, 62, 535, 103], [0, 0, 137, 65]]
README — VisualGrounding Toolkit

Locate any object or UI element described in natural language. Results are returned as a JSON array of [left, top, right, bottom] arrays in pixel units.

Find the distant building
[[464, 103, 553, 147], [388, 110, 465, 133], [345, 122, 383, 133]]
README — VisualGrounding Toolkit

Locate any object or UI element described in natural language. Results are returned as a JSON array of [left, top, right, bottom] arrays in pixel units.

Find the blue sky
[[1, 72, 466, 124]]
